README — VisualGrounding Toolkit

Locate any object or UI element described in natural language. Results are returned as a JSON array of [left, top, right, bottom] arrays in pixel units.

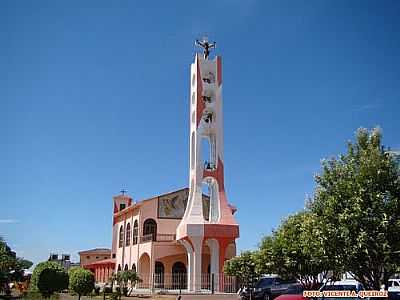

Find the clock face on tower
[[157, 189, 209, 220]]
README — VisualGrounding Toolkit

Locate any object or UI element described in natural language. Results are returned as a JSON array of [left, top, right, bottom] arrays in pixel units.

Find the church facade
[[83, 44, 239, 292]]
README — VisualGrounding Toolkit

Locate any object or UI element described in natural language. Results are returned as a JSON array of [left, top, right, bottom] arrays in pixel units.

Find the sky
[[1, 0, 399, 265]]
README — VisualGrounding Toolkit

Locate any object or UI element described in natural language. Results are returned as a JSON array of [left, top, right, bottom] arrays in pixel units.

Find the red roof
[[84, 258, 115, 267]]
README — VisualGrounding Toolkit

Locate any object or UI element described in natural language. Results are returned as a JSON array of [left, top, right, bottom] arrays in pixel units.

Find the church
[[82, 41, 240, 293]]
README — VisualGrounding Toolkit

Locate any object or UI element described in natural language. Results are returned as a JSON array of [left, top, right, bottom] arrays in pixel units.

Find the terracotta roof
[[78, 248, 111, 255], [84, 258, 115, 267]]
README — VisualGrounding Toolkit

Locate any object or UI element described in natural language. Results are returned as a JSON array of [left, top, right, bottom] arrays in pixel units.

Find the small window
[[133, 220, 138, 245], [119, 225, 124, 248], [120, 203, 126, 211], [192, 92, 195, 105], [96, 256, 99, 259], [86, 256, 90, 259], [126, 223, 131, 246], [112, 254, 116, 258], [104, 256, 108, 259]]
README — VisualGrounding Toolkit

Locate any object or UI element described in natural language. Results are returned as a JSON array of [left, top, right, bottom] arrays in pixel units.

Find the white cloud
[[0, 219, 19, 224]]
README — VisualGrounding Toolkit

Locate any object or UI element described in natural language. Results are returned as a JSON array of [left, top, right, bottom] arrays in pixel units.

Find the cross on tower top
[[195, 37, 216, 60], [120, 189, 127, 196]]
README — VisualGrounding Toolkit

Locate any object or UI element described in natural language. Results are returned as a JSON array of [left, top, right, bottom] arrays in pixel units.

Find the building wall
[[114, 190, 189, 275], [80, 250, 111, 267]]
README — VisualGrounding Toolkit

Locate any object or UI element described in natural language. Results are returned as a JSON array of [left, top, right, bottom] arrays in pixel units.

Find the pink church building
[[84, 41, 239, 292]]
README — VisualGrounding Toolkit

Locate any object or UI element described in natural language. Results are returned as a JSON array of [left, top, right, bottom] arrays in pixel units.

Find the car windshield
[[255, 278, 274, 288]]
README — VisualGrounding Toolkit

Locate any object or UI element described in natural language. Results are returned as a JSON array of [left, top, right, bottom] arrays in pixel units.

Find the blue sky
[[1, 0, 399, 265]]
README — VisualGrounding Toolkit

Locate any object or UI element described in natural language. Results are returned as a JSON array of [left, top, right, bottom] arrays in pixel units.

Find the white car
[[319, 279, 364, 300], [389, 279, 400, 299]]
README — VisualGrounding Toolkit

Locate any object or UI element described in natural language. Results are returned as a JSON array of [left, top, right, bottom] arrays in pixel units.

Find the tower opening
[[202, 178, 219, 223], [201, 136, 216, 171]]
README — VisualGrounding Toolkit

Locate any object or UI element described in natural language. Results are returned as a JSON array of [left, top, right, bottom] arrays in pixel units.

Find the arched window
[[143, 219, 157, 241], [126, 223, 131, 246], [172, 262, 187, 289], [118, 225, 124, 248], [154, 261, 164, 288], [117, 264, 122, 272], [133, 220, 138, 245], [124, 264, 128, 271], [132, 263, 136, 273]]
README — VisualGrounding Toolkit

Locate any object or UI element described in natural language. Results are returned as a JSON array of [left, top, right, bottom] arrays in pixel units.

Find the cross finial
[[120, 189, 127, 196], [195, 37, 216, 60]]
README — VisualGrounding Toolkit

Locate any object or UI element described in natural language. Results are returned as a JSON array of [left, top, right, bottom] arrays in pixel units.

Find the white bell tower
[[176, 39, 239, 292]]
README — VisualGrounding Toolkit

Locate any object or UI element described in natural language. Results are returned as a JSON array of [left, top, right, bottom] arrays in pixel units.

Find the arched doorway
[[143, 219, 157, 241], [138, 253, 150, 288], [132, 263, 136, 273], [117, 264, 122, 272], [154, 261, 164, 288], [124, 264, 128, 271], [172, 262, 187, 290]]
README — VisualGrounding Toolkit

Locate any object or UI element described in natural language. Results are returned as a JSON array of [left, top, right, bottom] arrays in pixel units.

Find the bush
[[68, 267, 95, 300], [103, 286, 112, 293], [37, 267, 69, 298], [30, 261, 68, 292]]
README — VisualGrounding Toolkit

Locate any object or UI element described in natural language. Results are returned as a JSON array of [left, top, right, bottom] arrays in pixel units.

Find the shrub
[[30, 261, 68, 292], [68, 267, 95, 300], [37, 267, 69, 298]]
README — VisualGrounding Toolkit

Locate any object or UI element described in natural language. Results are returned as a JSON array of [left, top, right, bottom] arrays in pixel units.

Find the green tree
[[30, 261, 68, 294], [37, 268, 68, 298], [112, 270, 141, 297], [310, 127, 400, 289], [0, 237, 33, 294], [68, 267, 95, 300], [224, 251, 260, 289], [256, 212, 340, 289]]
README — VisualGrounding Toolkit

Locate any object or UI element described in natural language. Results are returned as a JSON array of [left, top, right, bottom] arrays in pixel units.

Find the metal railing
[[156, 234, 176, 242], [139, 233, 176, 244], [134, 273, 238, 293]]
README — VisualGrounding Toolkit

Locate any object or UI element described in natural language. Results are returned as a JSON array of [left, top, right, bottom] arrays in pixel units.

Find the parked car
[[274, 294, 306, 300], [243, 276, 301, 300], [388, 279, 400, 300], [318, 279, 364, 300]]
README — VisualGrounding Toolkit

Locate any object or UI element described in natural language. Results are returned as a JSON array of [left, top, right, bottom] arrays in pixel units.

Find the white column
[[180, 240, 194, 291], [206, 239, 219, 291], [191, 236, 203, 292]]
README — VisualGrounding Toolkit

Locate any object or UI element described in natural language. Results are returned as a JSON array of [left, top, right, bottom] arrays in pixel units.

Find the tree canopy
[[310, 127, 400, 289], [68, 267, 95, 300], [256, 212, 329, 288], [30, 261, 68, 295], [225, 127, 400, 290], [0, 237, 33, 293], [224, 250, 259, 288]]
